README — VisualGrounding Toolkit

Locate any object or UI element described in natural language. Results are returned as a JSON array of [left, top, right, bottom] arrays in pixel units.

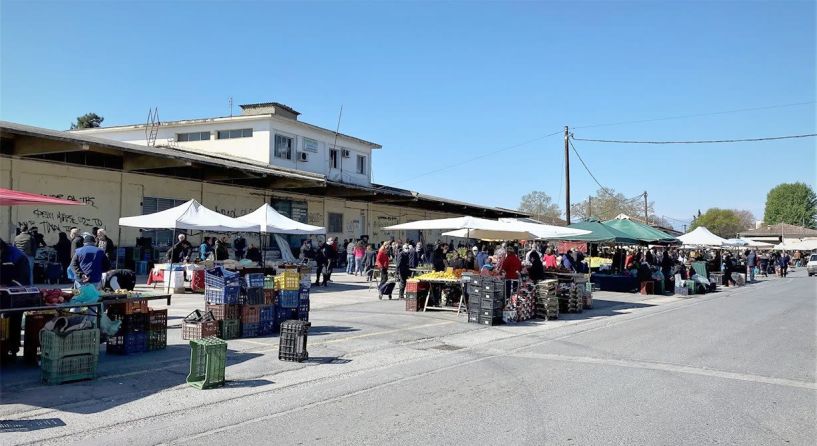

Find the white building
[[72, 102, 379, 187]]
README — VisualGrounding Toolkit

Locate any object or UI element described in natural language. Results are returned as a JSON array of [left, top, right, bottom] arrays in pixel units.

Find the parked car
[[807, 254, 817, 276]]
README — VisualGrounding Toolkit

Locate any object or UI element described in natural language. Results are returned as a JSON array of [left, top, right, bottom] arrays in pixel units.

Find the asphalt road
[[2, 270, 815, 445]]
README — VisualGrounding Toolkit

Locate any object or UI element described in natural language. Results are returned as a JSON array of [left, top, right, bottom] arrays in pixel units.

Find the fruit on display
[[416, 271, 458, 281]]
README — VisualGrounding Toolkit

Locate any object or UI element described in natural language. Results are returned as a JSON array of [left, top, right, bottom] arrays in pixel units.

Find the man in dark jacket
[[102, 269, 136, 291], [396, 244, 411, 299], [233, 236, 247, 260], [168, 234, 194, 263], [13, 224, 35, 284], [321, 238, 337, 286], [71, 234, 110, 288], [1, 237, 32, 360], [314, 241, 328, 286], [69, 227, 84, 258], [96, 229, 116, 267]]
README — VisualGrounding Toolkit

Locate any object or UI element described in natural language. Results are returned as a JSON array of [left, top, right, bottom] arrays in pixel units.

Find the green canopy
[[603, 217, 680, 244], [551, 219, 640, 244]]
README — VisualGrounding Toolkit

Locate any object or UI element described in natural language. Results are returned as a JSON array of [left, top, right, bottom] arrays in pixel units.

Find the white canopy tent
[[119, 199, 259, 232], [497, 218, 591, 240], [725, 238, 774, 249], [384, 216, 589, 241], [677, 227, 728, 247], [772, 238, 817, 251], [238, 203, 325, 235]]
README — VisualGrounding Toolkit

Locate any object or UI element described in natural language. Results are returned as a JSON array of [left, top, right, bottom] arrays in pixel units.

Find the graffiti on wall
[[213, 205, 254, 218], [17, 209, 105, 235], [47, 194, 98, 208], [308, 212, 323, 226]]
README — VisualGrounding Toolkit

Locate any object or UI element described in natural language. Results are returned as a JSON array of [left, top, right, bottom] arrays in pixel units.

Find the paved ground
[[1, 269, 815, 445]]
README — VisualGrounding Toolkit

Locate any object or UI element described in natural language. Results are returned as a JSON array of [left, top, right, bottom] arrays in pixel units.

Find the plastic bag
[[100, 312, 122, 336], [73, 284, 101, 304]]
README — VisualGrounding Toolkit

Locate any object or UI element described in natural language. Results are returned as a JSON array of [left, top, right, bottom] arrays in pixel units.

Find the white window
[[177, 131, 210, 142], [356, 155, 367, 175], [329, 149, 339, 169], [217, 128, 253, 139], [274, 134, 294, 159]]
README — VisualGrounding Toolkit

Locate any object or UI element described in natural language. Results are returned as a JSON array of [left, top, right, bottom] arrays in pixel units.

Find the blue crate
[[205, 286, 241, 304], [205, 268, 240, 288], [297, 310, 309, 322], [241, 323, 259, 338], [277, 307, 296, 322], [244, 273, 265, 288], [258, 320, 277, 336], [107, 331, 147, 355], [278, 290, 299, 308], [298, 301, 309, 314], [259, 305, 276, 322], [243, 287, 265, 305], [299, 287, 310, 302]]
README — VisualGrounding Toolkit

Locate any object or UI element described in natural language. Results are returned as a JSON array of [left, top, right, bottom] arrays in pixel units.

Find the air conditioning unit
[[298, 151, 309, 162], [341, 149, 351, 158]]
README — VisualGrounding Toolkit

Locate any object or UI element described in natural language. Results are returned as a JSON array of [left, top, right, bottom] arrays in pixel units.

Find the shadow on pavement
[[0, 344, 262, 415], [305, 357, 352, 365], [307, 282, 369, 293], [308, 325, 360, 336], [223, 378, 274, 388]]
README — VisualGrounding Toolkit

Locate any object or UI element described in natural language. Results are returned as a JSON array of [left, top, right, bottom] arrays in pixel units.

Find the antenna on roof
[[145, 107, 159, 147], [229, 97, 233, 117], [332, 104, 343, 179]]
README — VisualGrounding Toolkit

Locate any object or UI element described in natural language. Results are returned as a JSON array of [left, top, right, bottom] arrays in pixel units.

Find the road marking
[[506, 352, 817, 390]]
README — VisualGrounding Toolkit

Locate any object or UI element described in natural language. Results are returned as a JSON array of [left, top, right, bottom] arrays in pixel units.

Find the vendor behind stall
[[168, 234, 193, 263], [102, 269, 136, 291]]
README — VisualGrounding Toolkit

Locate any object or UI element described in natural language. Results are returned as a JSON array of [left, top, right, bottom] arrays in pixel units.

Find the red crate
[[241, 305, 261, 324], [405, 280, 428, 293], [182, 321, 219, 340], [263, 289, 276, 305], [205, 303, 240, 321], [405, 296, 425, 312], [108, 299, 148, 316]]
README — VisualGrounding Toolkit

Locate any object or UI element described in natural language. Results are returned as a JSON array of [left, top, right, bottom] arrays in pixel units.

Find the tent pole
[[167, 227, 175, 294]]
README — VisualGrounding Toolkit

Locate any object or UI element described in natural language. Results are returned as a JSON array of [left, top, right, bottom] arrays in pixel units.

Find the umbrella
[[0, 188, 85, 206]]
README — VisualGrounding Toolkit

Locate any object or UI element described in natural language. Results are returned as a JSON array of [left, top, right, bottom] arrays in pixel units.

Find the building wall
[[72, 115, 375, 187], [1, 157, 457, 250]]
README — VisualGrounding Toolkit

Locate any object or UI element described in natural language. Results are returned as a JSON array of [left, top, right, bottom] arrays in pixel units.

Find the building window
[[329, 149, 339, 169], [141, 197, 187, 247], [177, 131, 210, 142], [302, 137, 319, 153], [328, 212, 343, 233], [356, 155, 367, 175], [217, 128, 253, 140], [274, 134, 293, 159]]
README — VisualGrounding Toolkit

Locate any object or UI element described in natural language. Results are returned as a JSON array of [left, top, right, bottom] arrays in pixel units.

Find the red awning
[[0, 188, 86, 206]]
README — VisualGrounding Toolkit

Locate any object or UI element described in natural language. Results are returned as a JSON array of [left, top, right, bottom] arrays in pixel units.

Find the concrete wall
[[72, 115, 375, 187], [1, 157, 457, 249]]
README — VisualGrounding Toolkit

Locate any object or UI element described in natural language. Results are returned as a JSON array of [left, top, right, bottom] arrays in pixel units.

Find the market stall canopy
[[772, 238, 817, 251], [603, 215, 680, 244], [677, 227, 728, 247], [496, 218, 591, 240], [724, 238, 773, 248], [119, 199, 260, 232], [0, 187, 85, 206], [237, 203, 325, 235], [384, 216, 588, 240], [547, 219, 639, 244]]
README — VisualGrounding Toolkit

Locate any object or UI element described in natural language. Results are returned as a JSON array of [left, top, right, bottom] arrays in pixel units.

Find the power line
[[573, 101, 816, 130], [573, 133, 817, 145], [568, 138, 616, 198]]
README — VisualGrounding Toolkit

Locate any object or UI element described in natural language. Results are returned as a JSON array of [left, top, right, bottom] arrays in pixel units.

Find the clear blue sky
[[2, 1, 815, 229]]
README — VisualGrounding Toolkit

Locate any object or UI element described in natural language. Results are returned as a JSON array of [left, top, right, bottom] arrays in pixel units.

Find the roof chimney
[[239, 102, 300, 120]]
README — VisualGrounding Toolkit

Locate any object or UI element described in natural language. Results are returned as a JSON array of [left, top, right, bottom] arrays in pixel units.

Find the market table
[[590, 273, 639, 293], [0, 293, 172, 327], [420, 278, 465, 314]]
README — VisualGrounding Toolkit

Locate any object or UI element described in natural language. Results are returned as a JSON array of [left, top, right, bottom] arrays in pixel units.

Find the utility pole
[[564, 126, 571, 224], [587, 195, 592, 219], [683, 224, 687, 232], [643, 191, 648, 224]]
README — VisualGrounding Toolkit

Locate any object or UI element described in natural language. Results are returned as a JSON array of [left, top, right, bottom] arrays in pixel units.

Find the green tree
[[70, 113, 104, 129], [690, 208, 753, 238], [763, 182, 817, 228], [519, 191, 562, 224]]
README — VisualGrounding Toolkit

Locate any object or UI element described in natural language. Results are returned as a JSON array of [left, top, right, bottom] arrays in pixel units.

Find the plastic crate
[[0, 316, 8, 341], [278, 320, 310, 362], [182, 320, 219, 340], [40, 329, 99, 360], [204, 268, 240, 288], [479, 315, 502, 326], [259, 305, 276, 322], [479, 308, 503, 318], [258, 320, 277, 336], [187, 337, 227, 389], [0, 286, 42, 309], [204, 286, 241, 305], [241, 322, 259, 338], [148, 329, 167, 351], [107, 299, 148, 316], [263, 289, 277, 305], [107, 331, 147, 355], [264, 276, 276, 290], [148, 308, 167, 328], [205, 303, 240, 321], [277, 307, 296, 323], [296, 310, 309, 322], [41, 353, 98, 384], [277, 271, 301, 290], [467, 312, 479, 323], [219, 319, 240, 340], [244, 287, 265, 305], [297, 301, 310, 313], [299, 287, 310, 302], [112, 313, 148, 334], [278, 290, 299, 309], [405, 297, 424, 312], [241, 305, 261, 324], [244, 273, 265, 288], [24, 311, 56, 363]]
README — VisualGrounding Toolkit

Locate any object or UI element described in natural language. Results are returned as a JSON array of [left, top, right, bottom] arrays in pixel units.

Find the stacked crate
[[182, 310, 219, 340], [560, 284, 583, 313], [535, 279, 559, 320], [404, 279, 428, 312], [147, 308, 168, 351], [40, 328, 99, 384], [297, 288, 310, 322], [240, 304, 261, 338], [468, 277, 505, 326], [206, 303, 240, 340], [243, 273, 265, 305], [204, 268, 241, 305], [258, 304, 277, 335], [107, 299, 149, 354], [263, 276, 277, 305]]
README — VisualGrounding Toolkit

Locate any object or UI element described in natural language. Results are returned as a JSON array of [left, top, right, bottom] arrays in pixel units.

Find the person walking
[[346, 239, 356, 274], [746, 249, 757, 282], [354, 241, 366, 276], [13, 224, 35, 284], [396, 243, 411, 299], [71, 234, 110, 289], [363, 244, 377, 281], [376, 242, 390, 298], [314, 240, 328, 286], [779, 251, 790, 277]]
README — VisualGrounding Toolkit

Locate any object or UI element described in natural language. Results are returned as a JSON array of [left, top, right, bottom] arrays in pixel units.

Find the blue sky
[[2, 0, 815, 229]]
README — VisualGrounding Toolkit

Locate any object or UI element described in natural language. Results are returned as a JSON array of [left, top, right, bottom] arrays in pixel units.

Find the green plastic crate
[[40, 329, 100, 360], [187, 337, 227, 389], [41, 354, 98, 384], [219, 319, 240, 340], [264, 276, 276, 290]]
